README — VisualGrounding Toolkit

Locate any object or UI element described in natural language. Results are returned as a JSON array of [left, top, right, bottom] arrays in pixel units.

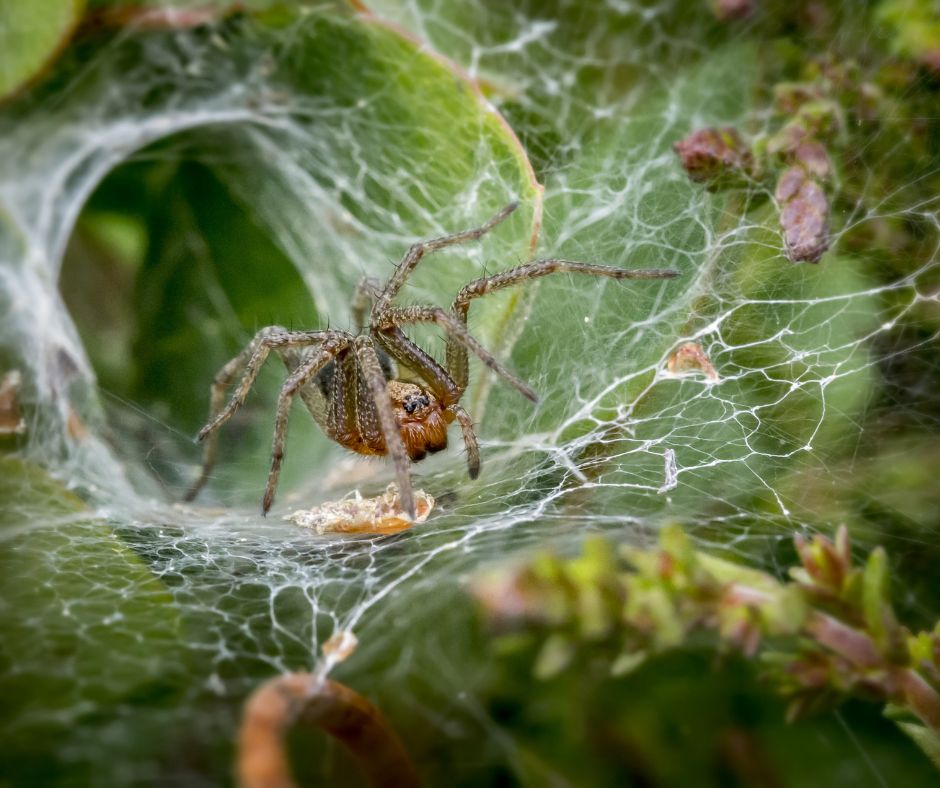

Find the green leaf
[[534, 633, 577, 679], [895, 721, 940, 771], [0, 458, 183, 781], [877, 0, 940, 63], [127, 161, 318, 427], [0, 0, 83, 102], [862, 546, 908, 661], [610, 649, 647, 677]]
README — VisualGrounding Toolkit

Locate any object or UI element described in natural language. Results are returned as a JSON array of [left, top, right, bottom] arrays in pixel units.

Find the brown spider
[[185, 202, 678, 518]]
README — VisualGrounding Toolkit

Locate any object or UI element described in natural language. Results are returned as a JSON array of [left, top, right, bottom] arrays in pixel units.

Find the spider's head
[[387, 380, 449, 462]]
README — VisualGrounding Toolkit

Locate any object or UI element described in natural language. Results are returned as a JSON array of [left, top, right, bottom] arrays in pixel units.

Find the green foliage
[[0, 458, 184, 784], [474, 523, 940, 770], [878, 0, 940, 69], [0, 0, 82, 102]]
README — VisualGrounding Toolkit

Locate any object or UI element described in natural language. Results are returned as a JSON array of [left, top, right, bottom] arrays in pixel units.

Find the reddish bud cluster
[[775, 167, 830, 263], [672, 127, 754, 188]]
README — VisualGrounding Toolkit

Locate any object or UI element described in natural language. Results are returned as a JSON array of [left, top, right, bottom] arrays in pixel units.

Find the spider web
[[1, 0, 939, 784]]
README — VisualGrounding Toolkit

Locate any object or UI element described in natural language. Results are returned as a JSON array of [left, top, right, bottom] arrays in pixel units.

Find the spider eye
[[403, 393, 431, 414]]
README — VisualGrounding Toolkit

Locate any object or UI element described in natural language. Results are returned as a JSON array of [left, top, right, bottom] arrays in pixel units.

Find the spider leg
[[351, 276, 383, 334], [375, 327, 461, 405], [262, 336, 350, 515], [372, 202, 519, 314], [372, 329, 481, 480], [196, 329, 345, 442], [446, 260, 680, 391], [186, 327, 344, 502], [185, 325, 283, 502], [448, 404, 480, 479], [354, 336, 416, 519], [351, 277, 396, 382], [378, 306, 538, 403]]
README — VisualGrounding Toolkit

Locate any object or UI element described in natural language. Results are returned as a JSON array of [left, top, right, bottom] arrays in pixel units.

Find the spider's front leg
[[374, 327, 483, 482], [446, 259, 680, 392], [378, 306, 537, 402], [186, 327, 341, 504], [353, 336, 417, 519], [351, 277, 382, 334], [186, 325, 283, 502], [262, 336, 350, 515], [371, 201, 519, 315]]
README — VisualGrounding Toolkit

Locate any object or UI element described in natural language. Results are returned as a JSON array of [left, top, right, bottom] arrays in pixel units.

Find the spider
[[185, 202, 678, 518]]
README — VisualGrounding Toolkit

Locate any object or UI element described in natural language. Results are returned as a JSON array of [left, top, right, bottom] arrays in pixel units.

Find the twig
[[238, 673, 420, 788]]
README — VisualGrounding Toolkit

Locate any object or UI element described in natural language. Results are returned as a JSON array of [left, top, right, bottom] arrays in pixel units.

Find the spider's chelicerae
[[185, 202, 678, 517]]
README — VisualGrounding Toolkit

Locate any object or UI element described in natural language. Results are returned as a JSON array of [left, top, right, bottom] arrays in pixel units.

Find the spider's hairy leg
[[379, 306, 538, 403], [375, 326, 461, 405], [448, 404, 480, 479], [372, 201, 519, 313], [186, 325, 282, 501], [452, 260, 680, 322], [262, 336, 349, 515], [446, 259, 680, 390], [351, 277, 383, 334], [354, 336, 417, 520], [196, 329, 339, 443], [185, 327, 341, 503]]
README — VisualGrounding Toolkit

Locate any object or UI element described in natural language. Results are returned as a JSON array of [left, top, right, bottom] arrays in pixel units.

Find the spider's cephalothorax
[[185, 202, 678, 518], [386, 381, 450, 462]]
